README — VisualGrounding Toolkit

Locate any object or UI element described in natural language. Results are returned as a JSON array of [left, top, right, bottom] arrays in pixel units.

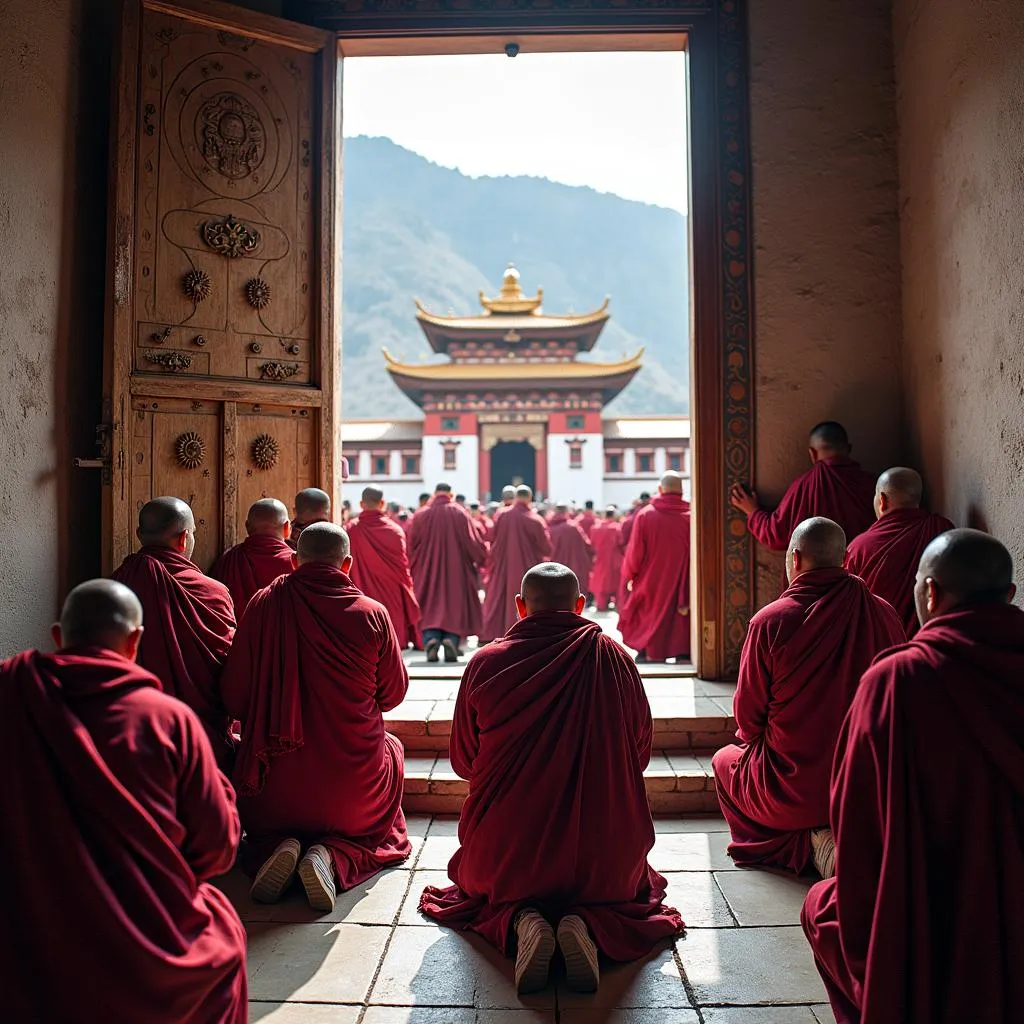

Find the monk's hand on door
[[729, 482, 758, 516]]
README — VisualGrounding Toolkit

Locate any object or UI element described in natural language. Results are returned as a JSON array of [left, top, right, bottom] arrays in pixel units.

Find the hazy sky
[[342, 52, 690, 215]]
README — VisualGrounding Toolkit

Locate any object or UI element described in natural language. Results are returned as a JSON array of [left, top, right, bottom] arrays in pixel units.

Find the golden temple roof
[[480, 264, 544, 314], [383, 348, 644, 382]]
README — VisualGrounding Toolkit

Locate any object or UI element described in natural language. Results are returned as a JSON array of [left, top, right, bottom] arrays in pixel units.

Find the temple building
[[343, 266, 690, 506]]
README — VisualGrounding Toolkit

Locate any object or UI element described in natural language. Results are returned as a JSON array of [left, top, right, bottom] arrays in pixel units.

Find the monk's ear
[[290, 553, 299, 571], [1008, 583, 1018, 604], [175, 529, 189, 553], [50, 623, 63, 650], [574, 594, 586, 614], [341, 555, 354, 574], [283, 520, 292, 540], [125, 626, 144, 662], [515, 594, 528, 620]]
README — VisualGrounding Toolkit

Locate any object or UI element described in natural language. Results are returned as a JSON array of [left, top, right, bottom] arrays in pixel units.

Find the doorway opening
[[491, 441, 537, 492]]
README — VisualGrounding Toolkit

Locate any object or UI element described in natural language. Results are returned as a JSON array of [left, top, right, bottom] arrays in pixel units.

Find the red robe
[[0, 648, 246, 1022], [112, 546, 236, 765], [577, 509, 598, 539], [479, 503, 552, 642], [547, 513, 594, 592], [618, 494, 692, 660], [844, 508, 955, 636], [209, 533, 294, 618], [346, 509, 422, 648], [409, 493, 487, 639], [222, 562, 411, 889], [712, 568, 904, 872], [802, 603, 1024, 1024], [589, 519, 624, 610], [420, 612, 684, 958], [747, 456, 876, 551]]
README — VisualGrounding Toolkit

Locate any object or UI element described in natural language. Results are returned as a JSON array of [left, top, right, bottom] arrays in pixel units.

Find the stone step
[[402, 751, 722, 816]]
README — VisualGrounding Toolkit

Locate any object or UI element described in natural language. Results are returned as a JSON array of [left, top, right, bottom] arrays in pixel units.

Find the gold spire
[[479, 263, 544, 315]]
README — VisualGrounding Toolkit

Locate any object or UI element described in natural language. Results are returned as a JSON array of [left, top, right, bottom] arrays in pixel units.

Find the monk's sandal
[[811, 827, 836, 879], [557, 915, 600, 993], [514, 909, 556, 994], [251, 837, 301, 904], [299, 844, 337, 912]]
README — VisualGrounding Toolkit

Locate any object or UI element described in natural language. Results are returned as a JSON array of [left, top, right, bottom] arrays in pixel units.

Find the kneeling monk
[[0, 580, 246, 1022], [420, 563, 684, 994], [712, 518, 904, 873], [222, 522, 411, 911], [803, 530, 1024, 1024]]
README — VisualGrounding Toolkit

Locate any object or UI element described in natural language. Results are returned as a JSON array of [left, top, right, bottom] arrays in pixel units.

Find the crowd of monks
[[1, 418, 1021, 1024]]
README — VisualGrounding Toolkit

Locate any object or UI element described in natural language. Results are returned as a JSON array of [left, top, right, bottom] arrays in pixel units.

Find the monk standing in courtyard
[[222, 523, 410, 911], [547, 501, 594, 599], [803, 529, 1024, 1024], [589, 506, 624, 611], [844, 467, 954, 636], [288, 487, 332, 549], [111, 496, 236, 767], [409, 482, 488, 661], [210, 498, 294, 616], [619, 472, 692, 662], [346, 485, 422, 650], [730, 422, 876, 556], [0, 580, 247, 1022], [421, 563, 683, 994], [480, 485, 552, 643], [712, 518, 904, 874]]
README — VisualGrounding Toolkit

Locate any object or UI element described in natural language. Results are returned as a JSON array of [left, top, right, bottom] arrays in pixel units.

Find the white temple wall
[[422, 435, 479, 499], [546, 433, 604, 506]]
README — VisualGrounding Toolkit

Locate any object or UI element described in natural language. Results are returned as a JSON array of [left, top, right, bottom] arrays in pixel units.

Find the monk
[[421, 563, 684, 993], [222, 523, 411, 910], [479, 485, 552, 643], [589, 506, 624, 611], [210, 498, 294, 616], [577, 499, 598, 539], [803, 529, 1024, 1024], [495, 484, 516, 515], [712, 518, 904, 874], [619, 472, 692, 662], [346, 485, 422, 649], [409, 483, 488, 661], [548, 501, 594, 597], [288, 486, 331, 549], [111, 497, 236, 767], [730, 421, 876, 553], [844, 467, 954, 636], [620, 491, 652, 549], [0, 580, 246, 1022]]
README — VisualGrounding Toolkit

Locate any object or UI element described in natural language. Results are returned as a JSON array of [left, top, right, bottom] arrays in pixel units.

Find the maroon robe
[[112, 546, 236, 765], [802, 603, 1024, 1024], [222, 562, 411, 889], [619, 493, 692, 660], [845, 508, 955, 636], [589, 519, 624, 610], [547, 513, 594, 592], [209, 533, 294, 618], [577, 509, 598, 539], [479, 503, 552, 642], [0, 648, 246, 1022], [712, 568, 904, 872], [747, 456, 876, 551], [346, 509, 422, 648], [409, 493, 487, 639], [420, 612, 684, 958]]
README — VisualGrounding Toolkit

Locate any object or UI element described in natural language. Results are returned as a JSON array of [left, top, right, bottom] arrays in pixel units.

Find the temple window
[[372, 452, 389, 476], [568, 441, 584, 469], [566, 414, 585, 431], [605, 450, 624, 474], [403, 452, 421, 476], [443, 443, 458, 470], [668, 450, 684, 472], [441, 416, 461, 431], [637, 450, 654, 474]]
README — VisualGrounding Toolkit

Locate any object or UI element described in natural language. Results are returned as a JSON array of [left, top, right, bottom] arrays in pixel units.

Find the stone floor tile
[[369, 925, 556, 1009], [430, 757, 460, 780], [557, 944, 691, 1009], [663, 871, 735, 927], [400, 870, 453, 925], [811, 1005, 835, 1023], [701, 1008, 820, 1023], [714, 869, 814, 927], [250, 1002, 360, 1022], [664, 753, 704, 773], [694, 679, 738, 698], [247, 922, 389, 1003], [561, 1011, 699, 1023], [677, 926, 828, 1005], [405, 814, 433, 838], [653, 816, 730, 833], [268, 867, 411, 924], [418, 834, 461, 870], [404, 755, 438, 776], [214, 868, 274, 922], [426, 815, 461, 836], [644, 678, 698, 697], [363, 1010, 556, 1023], [651, 831, 735, 871]]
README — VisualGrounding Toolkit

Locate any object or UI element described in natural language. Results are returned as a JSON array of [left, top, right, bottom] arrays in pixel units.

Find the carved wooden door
[[103, 0, 338, 570]]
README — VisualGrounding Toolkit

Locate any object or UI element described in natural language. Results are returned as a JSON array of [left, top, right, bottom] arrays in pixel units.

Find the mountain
[[341, 136, 690, 419]]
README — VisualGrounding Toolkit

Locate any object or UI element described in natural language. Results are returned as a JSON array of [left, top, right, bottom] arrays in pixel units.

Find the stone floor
[[218, 815, 832, 1023]]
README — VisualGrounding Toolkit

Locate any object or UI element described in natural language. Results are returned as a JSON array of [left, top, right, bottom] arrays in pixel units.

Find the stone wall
[[893, 0, 1024, 570]]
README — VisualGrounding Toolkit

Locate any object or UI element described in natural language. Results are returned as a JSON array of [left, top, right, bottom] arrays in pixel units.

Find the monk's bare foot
[[298, 844, 337, 912], [442, 638, 460, 663], [514, 909, 556, 994], [425, 639, 441, 663], [557, 915, 600, 992], [250, 837, 301, 904], [810, 827, 836, 878]]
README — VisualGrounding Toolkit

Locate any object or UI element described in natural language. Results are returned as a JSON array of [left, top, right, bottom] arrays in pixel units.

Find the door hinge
[[74, 423, 113, 486]]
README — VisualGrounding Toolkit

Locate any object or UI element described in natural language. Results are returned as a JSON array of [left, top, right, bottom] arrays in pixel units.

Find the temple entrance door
[[490, 440, 537, 492], [99, 1, 340, 571]]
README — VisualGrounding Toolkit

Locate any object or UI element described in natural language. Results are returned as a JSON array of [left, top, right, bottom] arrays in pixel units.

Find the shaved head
[[294, 487, 331, 521], [515, 485, 533, 503], [246, 498, 289, 537], [296, 521, 351, 568], [604, 505, 617, 519], [361, 486, 384, 509], [501, 485, 515, 503], [555, 502, 569, 514], [57, 579, 143, 654], [518, 562, 583, 615], [659, 471, 684, 495], [137, 496, 195, 555], [787, 517, 847, 583], [915, 528, 1014, 625], [809, 421, 851, 457], [876, 467, 923, 514]]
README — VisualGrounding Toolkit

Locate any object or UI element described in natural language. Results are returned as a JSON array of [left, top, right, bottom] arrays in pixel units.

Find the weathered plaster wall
[[893, 0, 1024, 571], [748, 0, 903, 605]]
